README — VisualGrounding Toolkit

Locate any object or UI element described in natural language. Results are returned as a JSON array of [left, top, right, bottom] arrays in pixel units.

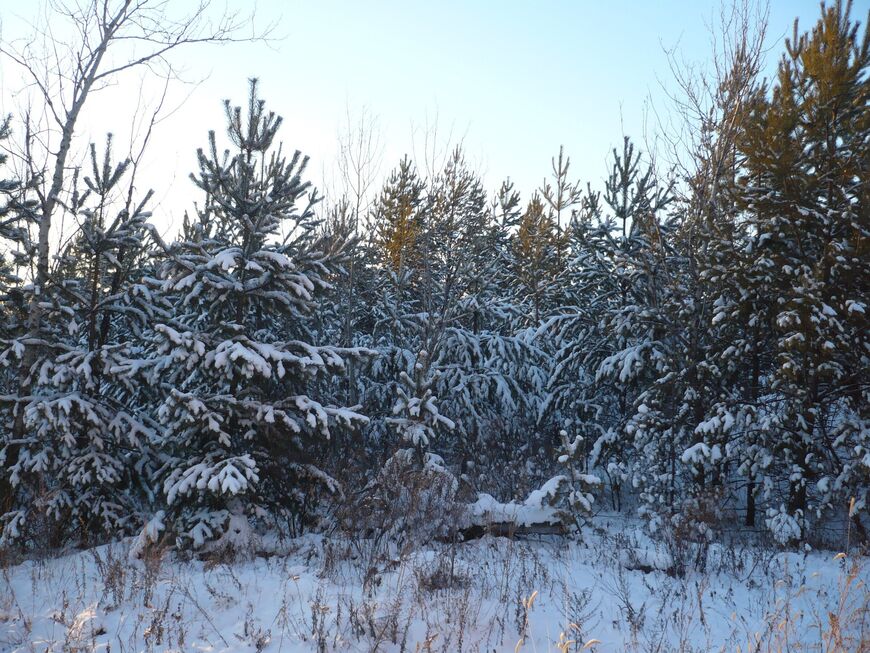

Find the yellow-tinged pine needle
[[583, 639, 601, 648]]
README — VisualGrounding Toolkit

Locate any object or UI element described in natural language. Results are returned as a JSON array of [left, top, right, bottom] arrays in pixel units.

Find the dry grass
[[0, 527, 866, 652], [732, 553, 868, 653]]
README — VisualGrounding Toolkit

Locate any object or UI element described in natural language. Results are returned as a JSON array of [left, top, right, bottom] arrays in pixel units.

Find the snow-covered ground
[[1, 523, 867, 652]]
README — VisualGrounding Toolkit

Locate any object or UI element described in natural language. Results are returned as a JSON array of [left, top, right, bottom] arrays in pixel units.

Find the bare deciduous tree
[[655, 0, 768, 212], [337, 104, 383, 228]]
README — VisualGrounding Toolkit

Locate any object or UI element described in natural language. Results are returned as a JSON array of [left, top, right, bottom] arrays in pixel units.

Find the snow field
[[2, 525, 866, 652]]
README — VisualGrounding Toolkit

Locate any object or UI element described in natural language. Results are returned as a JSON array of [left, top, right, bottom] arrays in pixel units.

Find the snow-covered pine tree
[[513, 194, 565, 326], [540, 139, 673, 515], [360, 151, 546, 498], [599, 143, 747, 537], [0, 115, 38, 543], [0, 113, 33, 375], [539, 188, 599, 408], [387, 349, 455, 467], [679, 26, 768, 529], [540, 188, 618, 501], [580, 139, 677, 522], [147, 80, 371, 548], [731, 1, 869, 541], [547, 427, 601, 525], [357, 156, 429, 457], [356, 348, 464, 549], [1, 136, 162, 547], [525, 149, 587, 466], [316, 197, 379, 411], [450, 178, 551, 497], [425, 150, 542, 484], [490, 179, 525, 302], [540, 145, 583, 286]]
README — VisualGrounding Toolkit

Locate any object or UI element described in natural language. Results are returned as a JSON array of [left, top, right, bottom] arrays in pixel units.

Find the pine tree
[[146, 81, 371, 548], [373, 156, 427, 282], [513, 194, 565, 325], [731, 0, 869, 540], [355, 157, 429, 461], [575, 139, 675, 519], [684, 31, 767, 528], [387, 350, 455, 467], [541, 188, 614, 500], [540, 145, 583, 272], [1, 137, 161, 546], [360, 151, 547, 497], [0, 115, 38, 543]]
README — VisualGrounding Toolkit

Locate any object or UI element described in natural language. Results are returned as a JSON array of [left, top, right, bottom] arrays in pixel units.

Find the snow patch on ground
[[0, 526, 866, 652]]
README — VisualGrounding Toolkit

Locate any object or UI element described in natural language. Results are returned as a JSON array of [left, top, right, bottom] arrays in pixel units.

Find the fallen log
[[457, 492, 568, 540], [459, 521, 567, 541]]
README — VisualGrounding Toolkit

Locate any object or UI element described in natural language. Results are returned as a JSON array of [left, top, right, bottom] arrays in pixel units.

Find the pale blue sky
[[0, 0, 861, 235]]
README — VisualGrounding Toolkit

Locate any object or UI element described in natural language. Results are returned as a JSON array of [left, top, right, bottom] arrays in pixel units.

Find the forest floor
[[1, 518, 867, 652]]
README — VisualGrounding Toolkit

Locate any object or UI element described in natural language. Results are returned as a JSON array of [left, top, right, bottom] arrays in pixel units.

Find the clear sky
[[0, 0, 860, 237]]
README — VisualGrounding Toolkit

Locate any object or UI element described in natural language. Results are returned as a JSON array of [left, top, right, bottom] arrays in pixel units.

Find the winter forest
[[0, 0, 868, 651]]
